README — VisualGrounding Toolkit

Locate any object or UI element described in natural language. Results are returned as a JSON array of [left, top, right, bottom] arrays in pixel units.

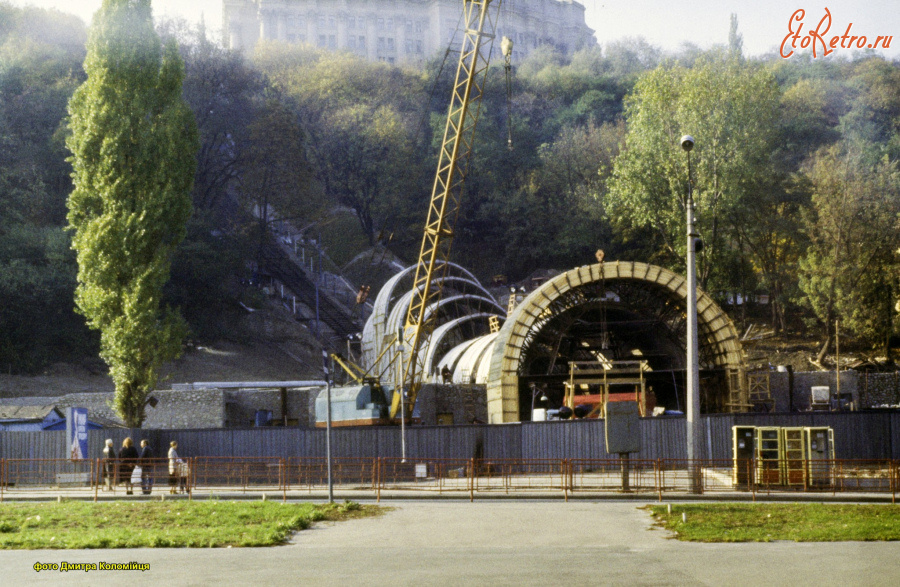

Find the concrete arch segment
[[485, 262, 744, 423]]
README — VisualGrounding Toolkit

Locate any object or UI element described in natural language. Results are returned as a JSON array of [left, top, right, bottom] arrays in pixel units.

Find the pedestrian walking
[[101, 438, 116, 491], [168, 441, 187, 494], [119, 437, 139, 495], [139, 439, 155, 495]]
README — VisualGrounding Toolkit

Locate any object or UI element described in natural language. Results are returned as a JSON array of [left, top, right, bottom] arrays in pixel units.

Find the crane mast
[[390, 0, 502, 419]]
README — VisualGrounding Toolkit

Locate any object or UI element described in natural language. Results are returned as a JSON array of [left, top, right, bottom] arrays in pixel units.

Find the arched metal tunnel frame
[[361, 262, 505, 384], [485, 262, 745, 423]]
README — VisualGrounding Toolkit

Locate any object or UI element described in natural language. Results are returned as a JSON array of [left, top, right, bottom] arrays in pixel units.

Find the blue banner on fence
[[66, 407, 89, 460]]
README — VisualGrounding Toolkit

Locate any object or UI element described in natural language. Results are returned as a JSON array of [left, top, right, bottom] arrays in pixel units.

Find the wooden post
[[469, 458, 475, 502], [835, 319, 840, 408]]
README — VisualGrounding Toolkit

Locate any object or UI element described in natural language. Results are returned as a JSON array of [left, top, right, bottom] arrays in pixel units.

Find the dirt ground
[[0, 306, 327, 398], [0, 341, 323, 397]]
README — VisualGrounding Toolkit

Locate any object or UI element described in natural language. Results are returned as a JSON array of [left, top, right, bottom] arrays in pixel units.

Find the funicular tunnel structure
[[361, 261, 747, 424]]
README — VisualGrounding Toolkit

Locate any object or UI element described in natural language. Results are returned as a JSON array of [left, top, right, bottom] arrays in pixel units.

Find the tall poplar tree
[[66, 0, 198, 427]]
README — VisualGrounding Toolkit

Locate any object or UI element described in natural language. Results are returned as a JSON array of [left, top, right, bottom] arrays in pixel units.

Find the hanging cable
[[501, 35, 514, 151], [411, 9, 466, 149], [393, 9, 468, 243]]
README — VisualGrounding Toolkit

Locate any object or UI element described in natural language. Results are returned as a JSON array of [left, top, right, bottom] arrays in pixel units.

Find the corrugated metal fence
[[1, 413, 898, 461]]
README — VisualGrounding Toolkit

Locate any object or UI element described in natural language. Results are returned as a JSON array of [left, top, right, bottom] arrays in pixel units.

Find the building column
[[337, 14, 347, 49], [276, 12, 286, 40], [398, 18, 409, 64], [259, 9, 271, 40], [366, 16, 377, 60], [228, 21, 242, 51]]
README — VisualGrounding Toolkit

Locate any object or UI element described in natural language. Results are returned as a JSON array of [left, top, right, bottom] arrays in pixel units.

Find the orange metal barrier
[[377, 458, 475, 500], [0, 458, 896, 501], [567, 459, 658, 497], [828, 459, 895, 494], [1, 459, 98, 501], [286, 457, 378, 493], [97, 457, 174, 497], [471, 459, 568, 495], [190, 457, 285, 498], [655, 459, 740, 495]]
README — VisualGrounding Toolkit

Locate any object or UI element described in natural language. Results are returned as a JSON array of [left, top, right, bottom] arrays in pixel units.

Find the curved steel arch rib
[[485, 262, 744, 423]]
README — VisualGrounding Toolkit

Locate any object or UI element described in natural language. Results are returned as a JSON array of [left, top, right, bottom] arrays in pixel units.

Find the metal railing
[[287, 457, 378, 493], [191, 457, 284, 498], [376, 458, 475, 500], [0, 457, 896, 502]]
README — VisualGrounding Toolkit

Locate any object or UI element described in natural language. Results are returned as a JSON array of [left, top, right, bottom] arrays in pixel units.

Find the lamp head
[[680, 135, 694, 152], [501, 36, 513, 58]]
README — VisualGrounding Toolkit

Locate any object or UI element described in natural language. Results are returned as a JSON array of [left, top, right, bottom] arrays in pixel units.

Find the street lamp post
[[322, 350, 334, 503], [681, 135, 701, 493], [397, 328, 407, 462]]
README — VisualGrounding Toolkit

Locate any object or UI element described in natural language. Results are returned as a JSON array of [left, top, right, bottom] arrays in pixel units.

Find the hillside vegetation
[[0, 4, 897, 382]]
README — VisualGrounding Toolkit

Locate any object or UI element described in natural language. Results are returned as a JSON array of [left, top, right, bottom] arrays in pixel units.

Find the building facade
[[223, 0, 595, 64]]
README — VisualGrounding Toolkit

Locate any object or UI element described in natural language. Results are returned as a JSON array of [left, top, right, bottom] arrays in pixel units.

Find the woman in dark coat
[[118, 437, 139, 495], [139, 439, 155, 495]]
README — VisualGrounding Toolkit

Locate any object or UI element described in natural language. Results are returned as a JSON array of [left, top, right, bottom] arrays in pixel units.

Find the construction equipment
[[331, 353, 372, 386], [390, 0, 502, 420], [315, 353, 392, 428]]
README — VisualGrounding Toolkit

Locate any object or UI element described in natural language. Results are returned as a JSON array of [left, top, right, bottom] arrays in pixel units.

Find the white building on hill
[[223, 0, 595, 64]]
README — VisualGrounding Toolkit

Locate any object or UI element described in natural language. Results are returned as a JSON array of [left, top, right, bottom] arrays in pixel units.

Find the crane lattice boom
[[391, 0, 501, 419]]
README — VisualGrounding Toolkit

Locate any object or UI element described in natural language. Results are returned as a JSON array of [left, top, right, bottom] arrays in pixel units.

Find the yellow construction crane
[[331, 353, 369, 385], [390, 0, 506, 419]]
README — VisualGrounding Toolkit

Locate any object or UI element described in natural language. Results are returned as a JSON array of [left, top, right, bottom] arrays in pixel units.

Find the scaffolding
[[726, 368, 772, 412], [564, 360, 650, 418]]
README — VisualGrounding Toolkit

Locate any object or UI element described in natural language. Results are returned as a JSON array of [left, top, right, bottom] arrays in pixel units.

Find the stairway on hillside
[[258, 233, 365, 342], [218, 196, 370, 349]]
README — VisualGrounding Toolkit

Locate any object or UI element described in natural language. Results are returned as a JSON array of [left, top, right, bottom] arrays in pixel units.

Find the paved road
[[2, 500, 898, 586]]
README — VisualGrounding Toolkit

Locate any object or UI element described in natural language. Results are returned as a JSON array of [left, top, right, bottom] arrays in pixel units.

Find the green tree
[[65, 0, 198, 427], [253, 44, 424, 245], [312, 103, 417, 243], [166, 23, 267, 213], [241, 99, 324, 252], [606, 54, 780, 293], [840, 57, 900, 160], [601, 37, 662, 80], [799, 143, 900, 357], [0, 4, 86, 226], [727, 14, 743, 60], [0, 224, 96, 371]]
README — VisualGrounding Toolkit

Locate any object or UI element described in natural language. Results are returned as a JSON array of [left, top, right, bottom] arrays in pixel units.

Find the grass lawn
[[648, 503, 900, 542], [0, 500, 380, 549]]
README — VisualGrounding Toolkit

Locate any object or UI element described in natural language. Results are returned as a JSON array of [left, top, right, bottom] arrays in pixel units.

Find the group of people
[[100, 439, 188, 495]]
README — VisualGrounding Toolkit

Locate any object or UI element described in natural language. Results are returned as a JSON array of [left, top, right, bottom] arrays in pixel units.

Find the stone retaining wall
[[53, 389, 226, 429], [2, 372, 897, 429]]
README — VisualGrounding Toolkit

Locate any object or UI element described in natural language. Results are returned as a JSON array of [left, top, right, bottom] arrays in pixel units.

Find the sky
[[7, 0, 900, 59]]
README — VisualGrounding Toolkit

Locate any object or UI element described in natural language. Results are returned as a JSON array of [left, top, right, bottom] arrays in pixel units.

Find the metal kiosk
[[755, 427, 782, 486], [804, 427, 835, 487], [732, 426, 756, 487]]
